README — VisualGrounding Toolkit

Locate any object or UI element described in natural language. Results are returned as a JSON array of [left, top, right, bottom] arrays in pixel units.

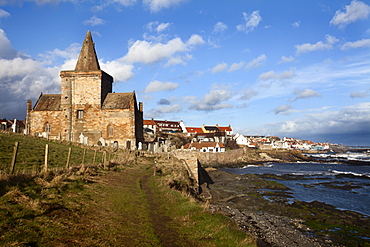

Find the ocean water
[[222, 153, 370, 216]]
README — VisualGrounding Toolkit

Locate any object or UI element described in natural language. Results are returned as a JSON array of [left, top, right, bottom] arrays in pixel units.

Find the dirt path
[[49, 164, 197, 247]]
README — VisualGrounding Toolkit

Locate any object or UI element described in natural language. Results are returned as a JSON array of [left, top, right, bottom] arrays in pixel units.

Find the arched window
[[45, 123, 51, 133], [108, 125, 114, 137]]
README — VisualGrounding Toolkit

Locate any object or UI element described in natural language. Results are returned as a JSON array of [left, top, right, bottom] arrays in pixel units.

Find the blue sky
[[0, 0, 369, 145]]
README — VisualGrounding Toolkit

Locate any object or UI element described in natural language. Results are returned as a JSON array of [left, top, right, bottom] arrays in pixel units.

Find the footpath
[[0, 157, 254, 247]]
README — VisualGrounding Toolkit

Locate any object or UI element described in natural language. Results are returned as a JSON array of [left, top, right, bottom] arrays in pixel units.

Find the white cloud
[[245, 54, 266, 70], [292, 21, 300, 28], [212, 62, 228, 73], [330, 0, 370, 28], [145, 103, 182, 118], [187, 34, 205, 46], [143, 80, 179, 93], [112, 0, 137, 7], [262, 102, 370, 144], [341, 39, 370, 50], [189, 87, 233, 112], [258, 69, 296, 81], [295, 34, 338, 55], [229, 61, 245, 72], [83, 16, 105, 26], [146, 21, 171, 33], [293, 89, 321, 101], [278, 56, 295, 64], [0, 29, 19, 59], [239, 89, 258, 100], [101, 60, 134, 82], [350, 90, 370, 98], [213, 22, 228, 33], [143, 0, 189, 12], [0, 9, 10, 18], [236, 10, 262, 34], [273, 104, 299, 115]]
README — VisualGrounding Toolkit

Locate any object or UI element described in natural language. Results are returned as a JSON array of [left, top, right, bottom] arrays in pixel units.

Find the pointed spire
[[75, 31, 100, 71]]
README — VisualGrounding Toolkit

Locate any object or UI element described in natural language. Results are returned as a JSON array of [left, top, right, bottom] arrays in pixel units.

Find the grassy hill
[[0, 132, 255, 246]]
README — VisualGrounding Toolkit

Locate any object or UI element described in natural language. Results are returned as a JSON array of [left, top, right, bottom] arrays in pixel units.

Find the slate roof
[[33, 94, 61, 111], [102, 93, 134, 109]]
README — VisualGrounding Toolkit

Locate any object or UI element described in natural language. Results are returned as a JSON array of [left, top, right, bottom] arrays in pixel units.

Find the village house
[[25, 31, 144, 149], [0, 119, 25, 133], [183, 142, 225, 152]]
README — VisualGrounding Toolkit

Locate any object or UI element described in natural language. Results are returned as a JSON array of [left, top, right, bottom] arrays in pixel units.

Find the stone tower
[[26, 31, 144, 149]]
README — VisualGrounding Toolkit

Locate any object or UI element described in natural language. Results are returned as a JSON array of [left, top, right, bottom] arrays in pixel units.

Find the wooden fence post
[[9, 142, 19, 174], [43, 144, 49, 173], [93, 150, 97, 165], [103, 151, 107, 169], [82, 149, 86, 164], [66, 147, 72, 168]]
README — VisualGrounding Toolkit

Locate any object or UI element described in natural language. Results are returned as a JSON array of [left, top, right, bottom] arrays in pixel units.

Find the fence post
[[82, 149, 86, 164], [9, 141, 19, 174], [93, 150, 97, 165], [103, 151, 107, 169], [43, 144, 49, 173], [66, 147, 72, 168]]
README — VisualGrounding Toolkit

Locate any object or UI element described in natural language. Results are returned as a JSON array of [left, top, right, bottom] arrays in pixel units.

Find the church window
[[45, 124, 51, 133], [77, 110, 84, 119], [108, 126, 114, 137]]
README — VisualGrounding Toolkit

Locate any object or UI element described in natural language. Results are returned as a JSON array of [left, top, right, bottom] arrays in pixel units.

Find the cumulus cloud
[[143, 0, 189, 12], [213, 22, 228, 33], [295, 34, 338, 55], [293, 89, 321, 101], [0, 29, 21, 59], [143, 80, 179, 93], [278, 56, 295, 64], [236, 10, 262, 34], [101, 60, 134, 82], [258, 69, 295, 81], [189, 88, 233, 112], [83, 16, 105, 26], [341, 39, 370, 50], [212, 62, 228, 73], [146, 21, 171, 33], [245, 54, 266, 70], [330, 0, 370, 28], [123, 34, 204, 64], [263, 102, 370, 145]]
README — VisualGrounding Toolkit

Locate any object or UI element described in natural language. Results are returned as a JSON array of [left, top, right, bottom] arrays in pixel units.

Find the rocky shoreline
[[198, 150, 370, 247]]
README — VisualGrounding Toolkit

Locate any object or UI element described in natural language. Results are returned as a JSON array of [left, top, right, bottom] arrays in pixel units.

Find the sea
[[222, 150, 370, 216]]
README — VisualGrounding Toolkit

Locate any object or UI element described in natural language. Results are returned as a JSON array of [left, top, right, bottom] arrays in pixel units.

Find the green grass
[[0, 132, 108, 173]]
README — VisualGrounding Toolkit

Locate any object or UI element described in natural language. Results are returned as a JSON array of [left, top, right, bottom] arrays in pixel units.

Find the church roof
[[102, 93, 135, 109], [75, 31, 100, 71], [33, 94, 61, 111]]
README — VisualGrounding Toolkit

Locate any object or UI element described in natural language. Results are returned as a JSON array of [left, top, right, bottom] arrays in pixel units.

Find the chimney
[[139, 102, 143, 112], [27, 100, 32, 111]]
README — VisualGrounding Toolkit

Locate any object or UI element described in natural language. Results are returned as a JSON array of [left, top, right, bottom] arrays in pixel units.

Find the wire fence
[[0, 132, 120, 175]]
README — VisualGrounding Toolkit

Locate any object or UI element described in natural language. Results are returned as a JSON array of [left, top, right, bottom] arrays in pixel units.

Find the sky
[[0, 0, 369, 146]]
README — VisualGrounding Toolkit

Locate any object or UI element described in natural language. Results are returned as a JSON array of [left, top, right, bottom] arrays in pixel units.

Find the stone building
[[26, 31, 144, 149]]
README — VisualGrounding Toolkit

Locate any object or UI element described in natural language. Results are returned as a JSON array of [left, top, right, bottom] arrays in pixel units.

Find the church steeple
[[75, 31, 100, 71]]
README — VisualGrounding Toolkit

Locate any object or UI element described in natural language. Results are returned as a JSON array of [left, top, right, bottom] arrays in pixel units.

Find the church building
[[26, 31, 144, 149]]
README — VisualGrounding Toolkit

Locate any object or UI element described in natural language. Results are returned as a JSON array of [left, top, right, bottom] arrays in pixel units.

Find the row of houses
[[233, 134, 330, 150], [0, 119, 25, 133]]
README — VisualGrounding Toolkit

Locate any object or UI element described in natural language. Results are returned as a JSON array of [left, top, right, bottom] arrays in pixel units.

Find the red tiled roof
[[186, 127, 204, 133], [144, 119, 156, 125], [218, 126, 232, 131]]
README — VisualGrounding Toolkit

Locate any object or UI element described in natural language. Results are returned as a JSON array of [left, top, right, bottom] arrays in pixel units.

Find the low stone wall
[[172, 148, 245, 167]]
